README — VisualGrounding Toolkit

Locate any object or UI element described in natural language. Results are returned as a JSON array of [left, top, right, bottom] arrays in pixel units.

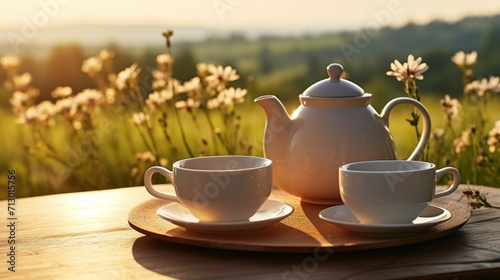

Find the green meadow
[[2, 92, 500, 200]]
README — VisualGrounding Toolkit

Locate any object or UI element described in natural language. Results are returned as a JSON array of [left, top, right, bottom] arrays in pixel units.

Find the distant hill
[[0, 14, 495, 54], [177, 15, 500, 105], [0, 24, 331, 57]]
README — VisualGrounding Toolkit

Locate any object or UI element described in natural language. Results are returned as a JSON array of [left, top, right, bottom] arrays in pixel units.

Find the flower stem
[[173, 101, 194, 157]]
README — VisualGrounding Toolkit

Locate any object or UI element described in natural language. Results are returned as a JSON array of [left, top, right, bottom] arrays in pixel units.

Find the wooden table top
[[1, 184, 499, 279]]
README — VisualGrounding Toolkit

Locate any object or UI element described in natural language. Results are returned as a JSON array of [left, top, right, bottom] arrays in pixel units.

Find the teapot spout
[[254, 95, 292, 160], [254, 95, 291, 132]]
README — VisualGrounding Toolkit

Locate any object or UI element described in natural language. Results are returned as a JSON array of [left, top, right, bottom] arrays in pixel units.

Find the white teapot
[[255, 63, 431, 205]]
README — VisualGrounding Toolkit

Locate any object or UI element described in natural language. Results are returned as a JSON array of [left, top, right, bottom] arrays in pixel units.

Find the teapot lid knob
[[327, 63, 343, 81], [302, 63, 364, 98]]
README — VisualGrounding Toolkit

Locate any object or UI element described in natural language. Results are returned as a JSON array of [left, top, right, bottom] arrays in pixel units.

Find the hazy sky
[[1, 0, 499, 32]]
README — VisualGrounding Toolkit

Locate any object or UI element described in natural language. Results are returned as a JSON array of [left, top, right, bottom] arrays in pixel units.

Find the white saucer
[[319, 205, 451, 237], [157, 199, 294, 234]]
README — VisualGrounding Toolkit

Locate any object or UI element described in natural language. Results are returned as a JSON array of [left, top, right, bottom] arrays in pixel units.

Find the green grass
[[0, 100, 268, 199]]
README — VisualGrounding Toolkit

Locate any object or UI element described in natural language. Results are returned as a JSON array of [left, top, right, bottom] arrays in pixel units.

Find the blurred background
[[1, 0, 500, 197], [1, 0, 499, 105]]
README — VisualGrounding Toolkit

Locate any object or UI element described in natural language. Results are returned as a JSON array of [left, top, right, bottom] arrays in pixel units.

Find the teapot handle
[[380, 97, 431, 161]]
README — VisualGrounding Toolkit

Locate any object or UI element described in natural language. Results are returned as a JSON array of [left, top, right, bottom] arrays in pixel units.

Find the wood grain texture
[[1, 184, 499, 279]]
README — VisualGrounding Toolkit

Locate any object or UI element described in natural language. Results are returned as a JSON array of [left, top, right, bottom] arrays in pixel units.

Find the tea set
[[142, 63, 461, 236]]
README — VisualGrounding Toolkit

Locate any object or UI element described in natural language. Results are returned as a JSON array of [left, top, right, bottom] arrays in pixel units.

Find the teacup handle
[[434, 167, 461, 198], [144, 166, 179, 201], [380, 97, 431, 161]]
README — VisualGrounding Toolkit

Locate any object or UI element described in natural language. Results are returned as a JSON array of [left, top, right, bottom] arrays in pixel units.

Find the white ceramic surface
[[144, 156, 273, 222], [254, 63, 431, 205], [157, 199, 294, 234], [319, 205, 451, 237], [339, 160, 460, 224]]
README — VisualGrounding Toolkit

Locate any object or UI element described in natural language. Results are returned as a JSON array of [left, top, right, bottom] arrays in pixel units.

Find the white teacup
[[144, 155, 273, 222], [339, 160, 460, 224]]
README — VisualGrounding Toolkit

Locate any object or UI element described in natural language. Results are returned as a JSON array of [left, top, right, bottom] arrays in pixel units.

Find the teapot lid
[[302, 63, 364, 98]]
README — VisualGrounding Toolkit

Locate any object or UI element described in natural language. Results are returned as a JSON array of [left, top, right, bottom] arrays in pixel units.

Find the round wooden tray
[[128, 188, 470, 253]]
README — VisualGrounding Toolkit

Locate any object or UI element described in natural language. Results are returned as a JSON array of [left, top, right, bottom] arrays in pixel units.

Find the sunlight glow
[[0, 0, 498, 31]]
